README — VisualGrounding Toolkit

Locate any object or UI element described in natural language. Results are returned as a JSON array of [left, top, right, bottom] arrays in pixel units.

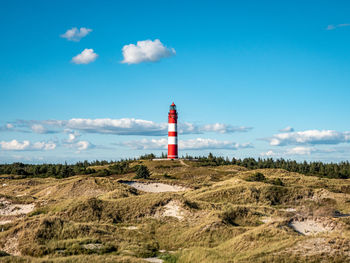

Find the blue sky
[[1, 0, 350, 163]]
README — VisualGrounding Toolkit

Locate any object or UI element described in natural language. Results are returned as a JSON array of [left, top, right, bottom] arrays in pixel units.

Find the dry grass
[[1, 161, 350, 262]]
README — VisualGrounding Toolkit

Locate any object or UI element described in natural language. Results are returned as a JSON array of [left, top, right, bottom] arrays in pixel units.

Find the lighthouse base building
[[168, 102, 178, 159]]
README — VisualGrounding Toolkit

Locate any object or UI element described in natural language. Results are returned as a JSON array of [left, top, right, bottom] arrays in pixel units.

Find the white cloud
[[121, 138, 168, 150], [68, 133, 77, 143], [260, 150, 276, 157], [279, 126, 294, 132], [121, 39, 176, 64], [180, 138, 251, 150], [120, 138, 252, 150], [31, 124, 47, 134], [65, 131, 81, 143], [67, 118, 167, 135], [267, 130, 350, 146], [0, 140, 56, 151], [60, 27, 92, 41], [2, 119, 251, 136], [196, 123, 251, 134], [76, 141, 91, 151], [72, 49, 98, 64], [286, 146, 313, 155], [62, 132, 92, 152], [32, 141, 56, 150], [326, 24, 350, 30], [179, 122, 251, 135]]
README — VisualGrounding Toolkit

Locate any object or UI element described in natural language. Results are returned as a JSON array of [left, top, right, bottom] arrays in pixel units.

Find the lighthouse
[[168, 102, 178, 159]]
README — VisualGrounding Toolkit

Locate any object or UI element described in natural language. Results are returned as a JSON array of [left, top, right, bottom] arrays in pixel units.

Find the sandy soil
[[162, 200, 185, 219], [179, 159, 189, 167], [122, 226, 138, 230], [0, 199, 35, 216], [143, 258, 163, 263], [279, 237, 350, 258], [122, 181, 188, 193], [2, 234, 20, 256], [0, 220, 12, 225], [289, 217, 338, 235], [82, 243, 103, 250]]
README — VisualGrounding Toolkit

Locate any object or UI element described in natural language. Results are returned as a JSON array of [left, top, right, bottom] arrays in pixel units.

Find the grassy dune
[[1, 160, 350, 262]]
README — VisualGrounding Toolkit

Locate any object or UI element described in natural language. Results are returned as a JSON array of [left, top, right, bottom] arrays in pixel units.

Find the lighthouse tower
[[168, 102, 178, 159]]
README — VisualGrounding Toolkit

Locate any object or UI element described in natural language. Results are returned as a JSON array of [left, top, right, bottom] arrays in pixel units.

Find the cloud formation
[[0, 140, 56, 151], [285, 146, 314, 155], [122, 39, 176, 64], [72, 49, 98, 64], [326, 24, 350, 30], [67, 118, 167, 135], [279, 126, 294, 132], [60, 27, 92, 41], [180, 122, 252, 134], [120, 138, 252, 150], [1, 119, 250, 137], [267, 130, 350, 146], [62, 132, 92, 152], [260, 150, 276, 157], [76, 141, 92, 151]]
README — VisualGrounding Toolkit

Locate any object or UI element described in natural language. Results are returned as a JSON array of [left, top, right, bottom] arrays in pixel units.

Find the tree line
[[0, 153, 349, 179], [190, 153, 350, 179]]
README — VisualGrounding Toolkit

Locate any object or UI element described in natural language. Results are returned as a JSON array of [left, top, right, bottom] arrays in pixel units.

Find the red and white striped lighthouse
[[168, 102, 178, 159]]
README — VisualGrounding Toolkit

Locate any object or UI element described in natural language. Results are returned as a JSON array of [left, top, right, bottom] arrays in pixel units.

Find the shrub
[[270, 178, 284, 186], [246, 172, 266, 182], [134, 165, 150, 179], [96, 169, 111, 177], [0, 250, 10, 257]]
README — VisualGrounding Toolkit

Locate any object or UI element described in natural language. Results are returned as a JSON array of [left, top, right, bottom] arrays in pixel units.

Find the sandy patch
[[289, 217, 338, 235], [283, 208, 297, 212], [122, 181, 188, 193], [179, 159, 189, 167], [82, 243, 103, 250], [162, 200, 185, 219], [279, 237, 350, 258], [122, 226, 139, 230], [143, 258, 163, 263], [0, 220, 12, 225], [261, 216, 285, 224], [2, 234, 20, 256], [0, 199, 35, 216], [155, 200, 187, 220]]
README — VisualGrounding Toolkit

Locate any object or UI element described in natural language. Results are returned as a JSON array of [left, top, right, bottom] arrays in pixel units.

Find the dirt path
[[121, 181, 188, 193], [179, 159, 189, 167]]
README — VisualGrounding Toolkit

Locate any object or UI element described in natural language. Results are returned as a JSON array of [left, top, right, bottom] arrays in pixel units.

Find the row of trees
[[190, 153, 350, 179], [0, 153, 349, 179]]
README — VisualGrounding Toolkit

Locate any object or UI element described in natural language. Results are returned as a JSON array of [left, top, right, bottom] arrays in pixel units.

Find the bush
[[96, 169, 111, 177], [0, 250, 10, 257], [270, 178, 284, 186], [159, 253, 179, 263], [246, 172, 266, 182], [134, 165, 150, 179]]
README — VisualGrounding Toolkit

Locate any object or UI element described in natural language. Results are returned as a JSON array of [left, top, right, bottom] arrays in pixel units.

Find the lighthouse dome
[[170, 102, 176, 111]]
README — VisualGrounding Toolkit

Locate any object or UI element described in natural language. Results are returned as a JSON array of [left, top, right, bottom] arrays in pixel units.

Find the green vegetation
[[1, 153, 350, 179], [133, 165, 151, 179], [245, 172, 266, 182]]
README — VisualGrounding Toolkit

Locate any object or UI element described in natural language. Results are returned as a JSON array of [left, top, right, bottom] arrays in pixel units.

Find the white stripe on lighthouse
[[168, 136, 177, 145], [168, 123, 177, 132]]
